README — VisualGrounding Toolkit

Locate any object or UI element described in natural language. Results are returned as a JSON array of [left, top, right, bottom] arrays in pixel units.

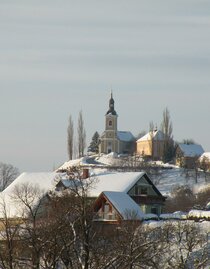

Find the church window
[[109, 120, 112, 126]]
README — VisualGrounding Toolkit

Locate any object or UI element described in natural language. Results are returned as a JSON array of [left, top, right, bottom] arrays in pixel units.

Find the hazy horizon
[[0, 0, 209, 172]]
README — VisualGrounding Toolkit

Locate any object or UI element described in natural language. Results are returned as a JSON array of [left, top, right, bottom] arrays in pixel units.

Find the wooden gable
[[93, 193, 122, 223]]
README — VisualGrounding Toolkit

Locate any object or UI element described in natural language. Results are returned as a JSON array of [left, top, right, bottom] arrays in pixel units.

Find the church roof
[[137, 130, 165, 142], [117, 131, 135, 142]]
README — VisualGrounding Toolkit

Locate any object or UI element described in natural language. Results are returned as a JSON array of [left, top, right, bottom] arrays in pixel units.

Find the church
[[99, 93, 136, 155]]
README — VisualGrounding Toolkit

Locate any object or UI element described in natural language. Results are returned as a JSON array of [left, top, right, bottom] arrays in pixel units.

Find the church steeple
[[106, 91, 117, 115]]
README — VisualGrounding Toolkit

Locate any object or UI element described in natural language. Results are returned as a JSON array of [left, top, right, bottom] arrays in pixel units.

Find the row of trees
[[0, 169, 209, 269], [67, 111, 86, 160]]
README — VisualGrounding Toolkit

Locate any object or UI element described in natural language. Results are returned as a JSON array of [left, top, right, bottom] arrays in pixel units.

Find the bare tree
[[164, 185, 195, 213], [160, 107, 175, 162], [161, 221, 208, 269], [182, 139, 195, 145], [67, 115, 74, 160], [77, 110, 86, 157], [11, 183, 46, 269], [0, 198, 21, 269], [0, 163, 19, 191]]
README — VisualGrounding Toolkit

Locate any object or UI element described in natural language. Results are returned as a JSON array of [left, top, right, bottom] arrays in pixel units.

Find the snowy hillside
[[57, 153, 210, 198]]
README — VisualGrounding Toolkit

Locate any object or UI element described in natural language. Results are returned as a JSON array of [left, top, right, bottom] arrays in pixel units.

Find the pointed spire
[[106, 90, 117, 115]]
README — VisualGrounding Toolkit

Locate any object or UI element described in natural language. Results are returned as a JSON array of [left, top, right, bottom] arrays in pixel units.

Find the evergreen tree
[[77, 110, 86, 157], [87, 131, 100, 154], [67, 115, 74, 160], [160, 107, 175, 162]]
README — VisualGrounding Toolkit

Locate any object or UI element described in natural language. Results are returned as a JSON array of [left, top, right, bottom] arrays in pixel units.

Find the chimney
[[82, 168, 89, 179]]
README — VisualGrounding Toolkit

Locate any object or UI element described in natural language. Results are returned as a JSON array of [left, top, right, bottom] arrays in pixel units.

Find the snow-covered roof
[[57, 157, 90, 171], [103, 191, 144, 220], [0, 172, 61, 218], [137, 130, 165, 142], [117, 131, 135, 142], [178, 143, 204, 157], [89, 171, 145, 197], [200, 152, 210, 161], [160, 212, 187, 220], [188, 209, 210, 219]]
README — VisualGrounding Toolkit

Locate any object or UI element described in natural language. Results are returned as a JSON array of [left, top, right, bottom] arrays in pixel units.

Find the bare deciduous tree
[[11, 183, 46, 269], [164, 185, 195, 213], [0, 198, 21, 269], [77, 110, 86, 157], [67, 115, 74, 160], [0, 163, 19, 191], [160, 221, 208, 269]]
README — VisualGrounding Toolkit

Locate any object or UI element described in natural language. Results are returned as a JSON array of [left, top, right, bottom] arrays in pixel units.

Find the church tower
[[99, 92, 119, 154]]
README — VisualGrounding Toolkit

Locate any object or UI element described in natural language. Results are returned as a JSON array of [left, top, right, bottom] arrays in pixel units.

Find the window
[[140, 186, 148, 195], [151, 207, 158, 215], [134, 185, 148, 196], [109, 120, 112, 126]]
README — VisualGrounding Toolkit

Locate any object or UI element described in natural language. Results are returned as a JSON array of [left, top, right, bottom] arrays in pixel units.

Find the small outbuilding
[[176, 143, 204, 169]]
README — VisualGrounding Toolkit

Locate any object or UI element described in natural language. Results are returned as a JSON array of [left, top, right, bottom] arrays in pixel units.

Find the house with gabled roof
[[0, 168, 165, 223], [136, 129, 166, 160], [54, 169, 165, 219], [0, 172, 61, 219], [93, 191, 144, 223], [87, 171, 165, 218], [176, 143, 204, 169]]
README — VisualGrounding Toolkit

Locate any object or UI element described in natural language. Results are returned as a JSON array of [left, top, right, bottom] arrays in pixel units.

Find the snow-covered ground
[[58, 153, 210, 198]]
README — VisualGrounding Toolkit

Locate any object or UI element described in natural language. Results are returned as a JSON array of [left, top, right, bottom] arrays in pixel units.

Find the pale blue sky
[[0, 0, 209, 171]]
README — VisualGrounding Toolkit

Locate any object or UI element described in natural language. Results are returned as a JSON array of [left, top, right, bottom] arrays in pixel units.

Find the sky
[[0, 0, 210, 172]]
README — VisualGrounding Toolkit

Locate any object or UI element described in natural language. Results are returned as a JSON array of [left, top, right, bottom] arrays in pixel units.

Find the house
[[136, 129, 165, 160], [0, 172, 62, 218], [93, 191, 144, 223], [87, 171, 166, 218], [54, 169, 165, 220], [99, 92, 136, 155], [176, 143, 204, 169], [0, 168, 165, 223]]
